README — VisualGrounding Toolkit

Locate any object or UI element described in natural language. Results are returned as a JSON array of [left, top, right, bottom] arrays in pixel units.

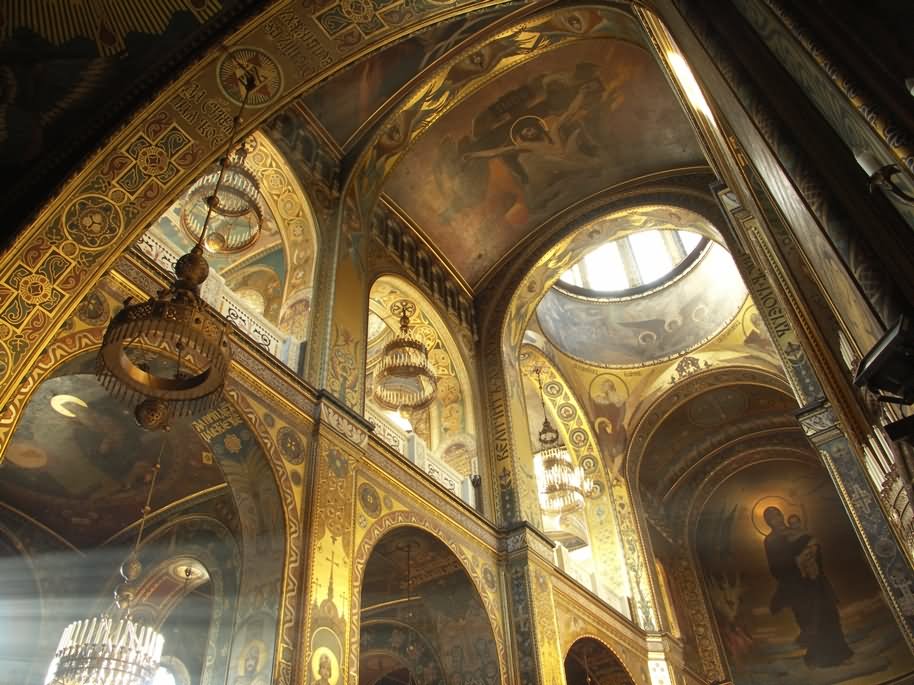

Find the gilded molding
[[318, 391, 372, 448]]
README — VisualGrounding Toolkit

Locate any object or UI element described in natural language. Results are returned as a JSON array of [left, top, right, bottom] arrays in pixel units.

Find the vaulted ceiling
[[290, 4, 706, 291], [0, 356, 230, 550]]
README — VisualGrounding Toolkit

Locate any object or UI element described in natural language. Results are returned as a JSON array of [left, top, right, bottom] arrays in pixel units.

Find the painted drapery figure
[[762, 506, 853, 668]]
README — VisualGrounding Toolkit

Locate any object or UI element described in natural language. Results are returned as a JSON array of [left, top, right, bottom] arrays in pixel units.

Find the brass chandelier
[[532, 368, 593, 514], [180, 140, 264, 254], [373, 299, 437, 413], [97, 69, 261, 430]]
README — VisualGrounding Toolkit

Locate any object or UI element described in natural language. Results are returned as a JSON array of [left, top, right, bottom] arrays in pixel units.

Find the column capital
[[500, 521, 556, 563], [795, 399, 842, 446]]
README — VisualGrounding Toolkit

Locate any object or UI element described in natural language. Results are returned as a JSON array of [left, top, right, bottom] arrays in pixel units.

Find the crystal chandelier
[[373, 300, 437, 412], [180, 141, 264, 254], [97, 68, 260, 430], [46, 444, 167, 685], [532, 368, 593, 514]]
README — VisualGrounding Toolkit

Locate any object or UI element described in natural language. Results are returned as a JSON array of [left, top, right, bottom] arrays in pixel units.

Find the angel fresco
[[589, 374, 627, 476], [434, 60, 623, 229]]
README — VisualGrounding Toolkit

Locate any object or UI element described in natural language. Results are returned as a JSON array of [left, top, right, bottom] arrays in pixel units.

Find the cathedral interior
[[1, 2, 914, 685]]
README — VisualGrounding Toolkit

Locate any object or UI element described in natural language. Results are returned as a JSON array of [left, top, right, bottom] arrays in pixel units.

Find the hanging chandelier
[[180, 141, 264, 254], [97, 68, 260, 430], [373, 299, 437, 412], [532, 368, 593, 515], [46, 443, 167, 685]]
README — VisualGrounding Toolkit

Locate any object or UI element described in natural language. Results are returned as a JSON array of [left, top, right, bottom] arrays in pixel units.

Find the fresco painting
[[0, 372, 223, 547], [385, 38, 700, 286], [300, 9, 508, 147], [698, 459, 914, 685]]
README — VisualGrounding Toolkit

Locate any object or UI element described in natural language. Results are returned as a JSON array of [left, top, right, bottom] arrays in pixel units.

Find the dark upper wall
[[0, 0, 263, 241]]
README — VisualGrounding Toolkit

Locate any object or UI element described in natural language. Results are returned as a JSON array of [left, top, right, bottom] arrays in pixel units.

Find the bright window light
[[558, 230, 705, 294], [154, 668, 177, 685], [678, 230, 702, 252], [629, 230, 673, 284], [583, 242, 628, 292]]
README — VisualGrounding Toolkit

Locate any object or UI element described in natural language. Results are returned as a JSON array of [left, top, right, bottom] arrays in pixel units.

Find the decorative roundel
[[543, 380, 562, 398], [75, 291, 110, 326], [277, 426, 304, 465], [581, 455, 598, 473], [64, 194, 122, 249], [358, 482, 382, 518], [217, 47, 283, 108], [569, 427, 588, 448], [589, 480, 604, 497], [482, 565, 496, 591], [557, 402, 577, 421]]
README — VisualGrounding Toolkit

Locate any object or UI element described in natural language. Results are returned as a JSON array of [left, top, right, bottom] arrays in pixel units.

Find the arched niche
[[366, 275, 480, 486], [564, 637, 635, 685], [0, 341, 288, 685], [354, 525, 501, 685], [136, 130, 320, 373], [623, 367, 800, 677], [689, 455, 914, 685]]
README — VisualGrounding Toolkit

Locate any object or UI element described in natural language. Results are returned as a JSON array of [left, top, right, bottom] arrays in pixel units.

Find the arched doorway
[[564, 637, 634, 685], [358, 526, 499, 685]]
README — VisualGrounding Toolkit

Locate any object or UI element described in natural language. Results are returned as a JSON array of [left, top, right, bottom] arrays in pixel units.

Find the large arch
[[484, 194, 731, 631], [564, 636, 636, 685], [350, 515, 507, 685], [351, 523, 503, 685], [0, 276, 296, 684], [366, 274, 480, 487]]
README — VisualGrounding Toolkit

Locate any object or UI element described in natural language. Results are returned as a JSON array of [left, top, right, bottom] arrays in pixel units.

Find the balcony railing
[[554, 543, 631, 619], [366, 407, 477, 508], [135, 232, 303, 371]]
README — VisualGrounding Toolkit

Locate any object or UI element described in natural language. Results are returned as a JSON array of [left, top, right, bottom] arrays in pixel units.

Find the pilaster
[[501, 523, 564, 685]]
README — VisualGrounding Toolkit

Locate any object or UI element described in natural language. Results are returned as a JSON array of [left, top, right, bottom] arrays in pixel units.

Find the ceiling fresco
[[0, 372, 225, 548], [299, 7, 512, 149], [536, 242, 747, 367], [382, 37, 704, 286]]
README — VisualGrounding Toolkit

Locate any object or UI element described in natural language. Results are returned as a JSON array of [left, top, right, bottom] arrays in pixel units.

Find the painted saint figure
[[313, 653, 333, 685], [762, 506, 853, 667]]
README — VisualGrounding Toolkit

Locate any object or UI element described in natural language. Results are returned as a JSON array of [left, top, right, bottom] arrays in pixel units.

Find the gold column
[[502, 524, 566, 685]]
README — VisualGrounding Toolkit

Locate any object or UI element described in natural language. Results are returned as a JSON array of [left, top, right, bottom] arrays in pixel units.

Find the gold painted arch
[[349, 512, 508, 685]]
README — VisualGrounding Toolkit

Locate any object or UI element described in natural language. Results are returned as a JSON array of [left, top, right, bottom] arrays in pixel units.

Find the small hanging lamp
[[180, 139, 264, 254]]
